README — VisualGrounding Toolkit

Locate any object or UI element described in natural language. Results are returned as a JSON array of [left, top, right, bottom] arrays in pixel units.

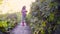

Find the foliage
[[29, 0, 59, 34], [0, 20, 7, 27], [0, 13, 18, 33]]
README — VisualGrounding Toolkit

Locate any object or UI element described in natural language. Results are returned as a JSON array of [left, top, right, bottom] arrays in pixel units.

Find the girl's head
[[22, 6, 26, 10]]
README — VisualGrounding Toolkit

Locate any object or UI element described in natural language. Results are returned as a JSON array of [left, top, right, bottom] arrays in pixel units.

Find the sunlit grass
[[0, 0, 3, 5]]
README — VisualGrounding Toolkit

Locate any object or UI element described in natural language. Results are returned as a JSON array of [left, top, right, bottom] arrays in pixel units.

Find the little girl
[[21, 6, 27, 21]]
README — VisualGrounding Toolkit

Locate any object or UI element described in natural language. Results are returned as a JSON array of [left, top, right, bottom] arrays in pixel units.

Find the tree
[[30, 0, 58, 34]]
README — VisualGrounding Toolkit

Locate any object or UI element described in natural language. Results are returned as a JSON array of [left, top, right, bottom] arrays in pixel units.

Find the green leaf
[[48, 13, 54, 21], [0, 21, 8, 27]]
